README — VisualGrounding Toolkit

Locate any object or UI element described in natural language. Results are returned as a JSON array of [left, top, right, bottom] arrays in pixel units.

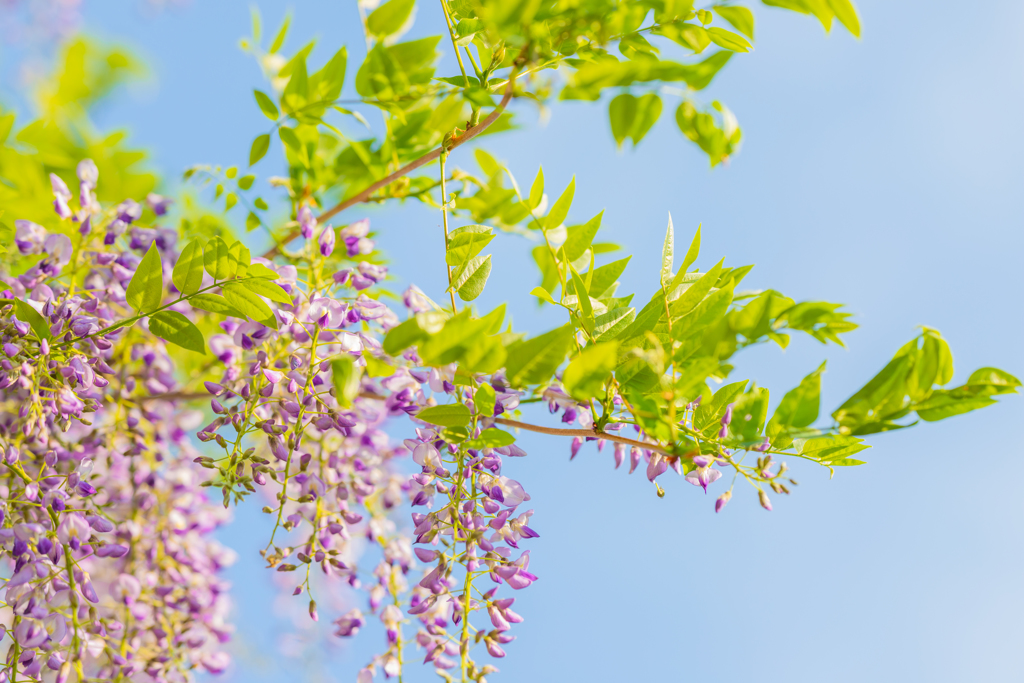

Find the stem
[[262, 62, 522, 258], [440, 0, 470, 88], [440, 152, 458, 313], [56, 275, 271, 349], [492, 417, 680, 458]]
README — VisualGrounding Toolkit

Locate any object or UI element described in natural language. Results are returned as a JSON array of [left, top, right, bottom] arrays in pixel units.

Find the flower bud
[[758, 489, 772, 511]]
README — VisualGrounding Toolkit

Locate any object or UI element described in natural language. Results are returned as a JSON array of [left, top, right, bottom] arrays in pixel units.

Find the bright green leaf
[[563, 212, 603, 263], [332, 356, 361, 407], [367, 0, 415, 36], [505, 325, 574, 387], [416, 403, 472, 427], [660, 213, 674, 289], [240, 277, 292, 304], [223, 281, 278, 328], [249, 134, 270, 166], [563, 341, 618, 400], [475, 383, 496, 417], [190, 293, 244, 318], [544, 177, 575, 229], [126, 243, 163, 314], [149, 310, 206, 355], [452, 255, 492, 302], [827, 0, 861, 37], [172, 240, 205, 296], [253, 90, 279, 120], [13, 299, 51, 341], [714, 5, 755, 39]]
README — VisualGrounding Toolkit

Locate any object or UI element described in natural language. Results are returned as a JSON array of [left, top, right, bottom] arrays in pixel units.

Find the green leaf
[[238, 175, 255, 190], [382, 311, 447, 356], [609, 93, 637, 147], [630, 93, 662, 145], [678, 224, 701, 284], [417, 309, 507, 373], [593, 307, 635, 342], [570, 268, 594, 332], [0, 113, 15, 146], [672, 284, 734, 341], [223, 282, 278, 329], [505, 325, 574, 387], [451, 255, 492, 302], [660, 213, 674, 290], [966, 367, 1021, 394], [363, 353, 395, 378], [530, 286, 557, 305], [669, 259, 724, 320], [279, 126, 302, 156], [172, 240, 205, 296], [230, 240, 250, 278], [532, 245, 560, 294], [253, 90, 280, 120], [563, 341, 618, 400], [914, 393, 996, 422], [416, 403, 471, 427], [832, 340, 916, 429], [579, 256, 631, 298], [13, 299, 51, 341], [367, 0, 415, 36], [149, 310, 206, 355], [532, 165, 548, 210], [766, 361, 825, 447], [246, 212, 261, 232], [795, 434, 870, 465], [247, 263, 279, 279], [281, 58, 308, 111], [466, 428, 516, 449], [269, 13, 290, 53], [544, 177, 575, 229], [563, 212, 603, 263], [240, 277, 292, 304], [332, 357, 361, 407], [695, 380, 748, 432], [446, 225, 494, 266], [475, 383, 497, 417], [126, 243, 164, 314], [190, 293, 244, 318], [730, 387, 770, 441], [528, 166, 545, 210], [249, 134, 270, 166], [707, 27, 753, 52], [203, 237, 233, 281], [714, 5, 755, 39], [311, 46, 348, 102], [827, 0, 861, 37]]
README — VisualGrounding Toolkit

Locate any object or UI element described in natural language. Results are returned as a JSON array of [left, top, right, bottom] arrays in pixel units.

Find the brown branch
[[262, 66, 522, 259], [141, 385, 684, 457], [492, 417, 677, 458]]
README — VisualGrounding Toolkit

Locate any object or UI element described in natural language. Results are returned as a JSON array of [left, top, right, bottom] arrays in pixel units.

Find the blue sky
[[5, 0, 1024, 680]]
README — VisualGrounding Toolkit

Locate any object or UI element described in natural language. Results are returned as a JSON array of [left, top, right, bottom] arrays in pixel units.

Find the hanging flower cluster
[[0, 162, 233, 682]]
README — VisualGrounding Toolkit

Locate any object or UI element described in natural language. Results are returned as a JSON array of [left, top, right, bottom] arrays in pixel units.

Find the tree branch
[[262, 66, 521, 259], [492, 417, 677, 458]]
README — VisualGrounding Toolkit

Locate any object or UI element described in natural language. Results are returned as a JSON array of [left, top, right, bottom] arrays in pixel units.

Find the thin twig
[[262, 65, 521, 259]]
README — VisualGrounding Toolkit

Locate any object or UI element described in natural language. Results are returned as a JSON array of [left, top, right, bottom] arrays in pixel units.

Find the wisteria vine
[[0, 2, 1020, 682]]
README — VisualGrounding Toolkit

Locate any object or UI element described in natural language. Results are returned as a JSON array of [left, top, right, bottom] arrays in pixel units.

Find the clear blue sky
[[6, 1, 1024, 681]]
